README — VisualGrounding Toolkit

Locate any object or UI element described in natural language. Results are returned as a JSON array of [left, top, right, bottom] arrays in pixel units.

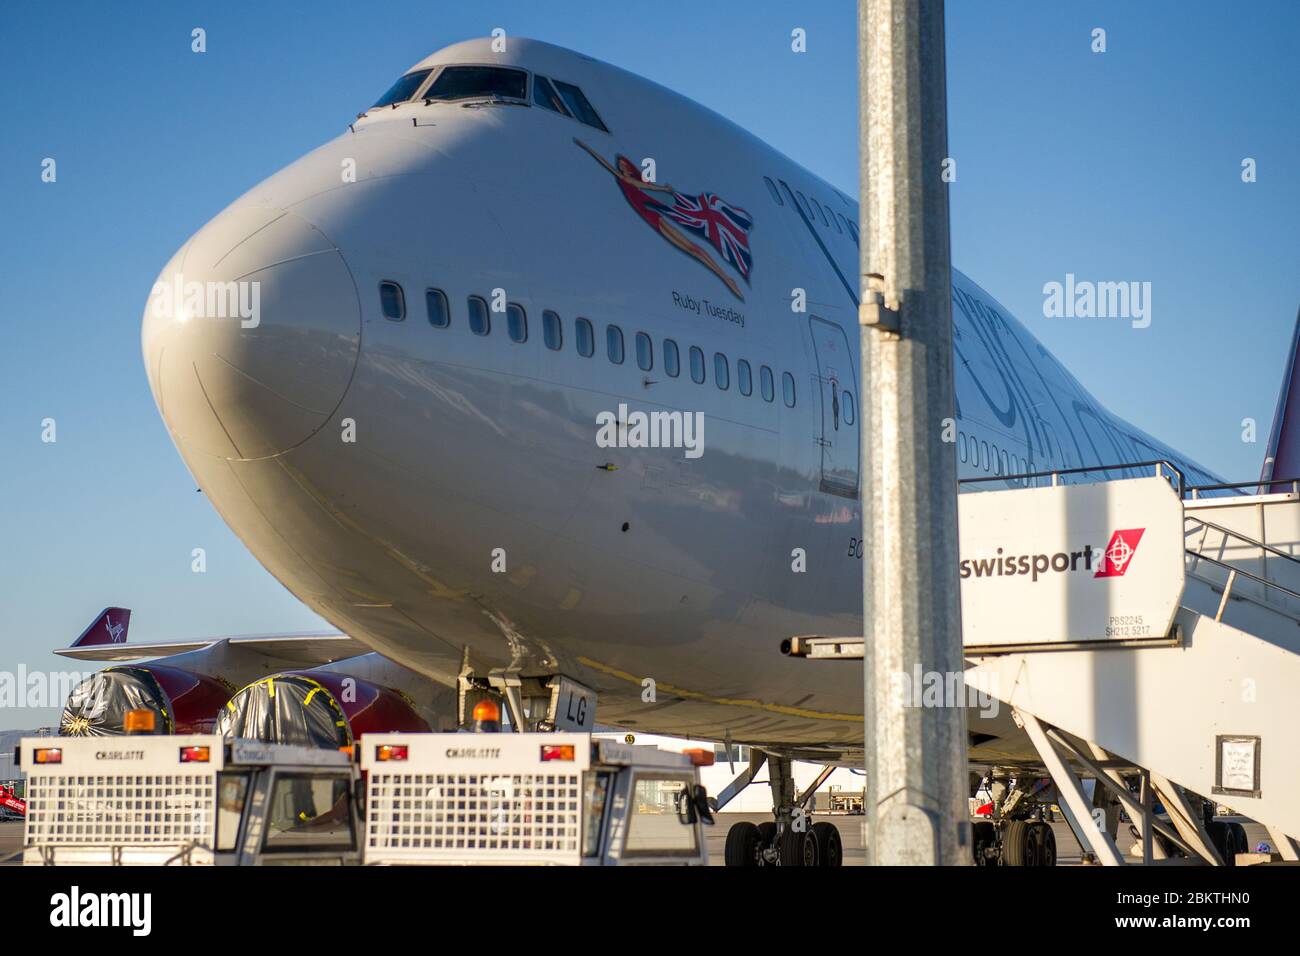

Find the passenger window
[[689, 346, 705, 384], [606, 324, 624, 364], [379, 281, 405, 321], [782, 372, 796, 408], [371, 70, 433, 109], [760, 365, 775, 403], [714, 353, 730, 390], [843, 390, 854, 424], [552, 80, 608, 132], [981, 441, 990, 470], [532, 76, 569, 114], [763, 177, 783, 205], [828, 208, 842, 233], [425, 288, 449, 327], [575, 317, 594, 357], [506, 303, 527, 343], [737, 359, 752, 396], [958, 432, 968, 463], [635, 332, 653, 371], [467, 296, 490, 336], [543, 310, 562, 350], [424, 66, 527, 102], [810, 197, 827, 226], [663, 339, 680, 377], [796, 191, 812, 219]]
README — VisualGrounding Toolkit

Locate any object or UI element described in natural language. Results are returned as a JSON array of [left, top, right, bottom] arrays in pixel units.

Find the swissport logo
[[1095, 528, 1145, 578], [958, 527, 1146, 583]]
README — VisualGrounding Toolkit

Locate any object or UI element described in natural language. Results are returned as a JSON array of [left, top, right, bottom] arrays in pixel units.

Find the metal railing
[[1187, 477, 1300, 498], [960, 459, 1186, 497], [1184, 550, 1300, 622], [960, 460, 1300, 502], [1185, 515, 1300, 568]]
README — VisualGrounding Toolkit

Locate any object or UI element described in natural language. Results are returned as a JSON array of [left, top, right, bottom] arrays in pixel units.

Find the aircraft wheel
[[1002, 820, 1031, 866], [755, 821, 778, 865], [724, 821, 762, 867], [1030, 820, 1057, 866], [812, 821, 843, 867], [779, 827, 819, 867], [971, 820, 997, 865], [1208, 820, 1249, 866]]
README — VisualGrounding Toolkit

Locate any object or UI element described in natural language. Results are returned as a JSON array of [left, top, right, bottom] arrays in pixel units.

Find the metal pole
[[859, 0, 969, 865]]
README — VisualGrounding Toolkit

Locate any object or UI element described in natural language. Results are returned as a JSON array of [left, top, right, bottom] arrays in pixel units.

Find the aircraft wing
[[54, 609, 367, 663], [54, 634, 367, 663]]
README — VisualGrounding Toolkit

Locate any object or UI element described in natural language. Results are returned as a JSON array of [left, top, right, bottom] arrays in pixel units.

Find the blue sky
[[2, 1, 1297, 728]]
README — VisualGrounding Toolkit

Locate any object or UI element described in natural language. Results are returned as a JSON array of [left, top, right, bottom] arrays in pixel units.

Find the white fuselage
[[141, 38, 1220, 763]]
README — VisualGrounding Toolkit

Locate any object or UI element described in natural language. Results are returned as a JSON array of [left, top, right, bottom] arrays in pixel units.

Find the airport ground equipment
[[787, 465, 1300, 866], [827, 786, 865, 815], [360, 732, 712, 865], [18, 734, 361, 865], [0, 783, 24, 819]]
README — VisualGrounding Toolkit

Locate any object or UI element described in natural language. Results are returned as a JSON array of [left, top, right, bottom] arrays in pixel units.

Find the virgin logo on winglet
[[1094, 528, 1145, 578], [70, 607, 132, 647]]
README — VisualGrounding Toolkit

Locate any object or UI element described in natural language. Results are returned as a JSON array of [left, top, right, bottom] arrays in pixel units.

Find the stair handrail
[[1184, 514, 1300, 569]]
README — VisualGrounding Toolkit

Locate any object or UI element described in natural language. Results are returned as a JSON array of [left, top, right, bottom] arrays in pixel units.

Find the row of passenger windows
[[379, 281, 798, 407], [957, 429, 1031, 484], [761, 175, 859, 246]]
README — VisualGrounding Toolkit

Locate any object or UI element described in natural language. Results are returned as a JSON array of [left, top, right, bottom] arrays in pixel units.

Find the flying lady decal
[[576, 139, 753, 300]]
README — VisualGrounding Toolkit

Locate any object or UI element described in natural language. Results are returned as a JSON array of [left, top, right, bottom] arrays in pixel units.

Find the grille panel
[[366, 771, 582, 861], [24, 774, 214, 847]]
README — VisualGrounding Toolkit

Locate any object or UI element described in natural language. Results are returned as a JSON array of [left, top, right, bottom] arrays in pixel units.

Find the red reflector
[[540, 744, 575, 762], [34, 748, 62, 765], [376, 744, 409, 762], [179, 746, 210, 763]]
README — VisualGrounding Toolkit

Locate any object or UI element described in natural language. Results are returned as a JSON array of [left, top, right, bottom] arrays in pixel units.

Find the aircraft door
[[808, 315, 859, 498]]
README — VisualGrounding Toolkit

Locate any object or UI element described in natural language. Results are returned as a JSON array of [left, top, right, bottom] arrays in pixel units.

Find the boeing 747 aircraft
[[71, 37, 1239, 863]]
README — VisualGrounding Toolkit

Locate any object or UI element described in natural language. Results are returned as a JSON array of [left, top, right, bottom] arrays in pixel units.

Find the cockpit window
[[533, 76, 569, 115], [372, 70, 433, 109], [552, 80, 608, 132], [424, 66, 528, 102]]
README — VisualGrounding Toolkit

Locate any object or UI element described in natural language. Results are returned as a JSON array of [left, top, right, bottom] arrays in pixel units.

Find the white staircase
[[967, 479, 1300, 863]]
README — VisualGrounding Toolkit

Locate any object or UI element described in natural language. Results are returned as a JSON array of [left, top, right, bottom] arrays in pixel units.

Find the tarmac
[[3, 814, 1264, 866]]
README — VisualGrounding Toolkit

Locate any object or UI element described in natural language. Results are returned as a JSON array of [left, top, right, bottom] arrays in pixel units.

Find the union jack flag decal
[[662, 192, 754, 283]]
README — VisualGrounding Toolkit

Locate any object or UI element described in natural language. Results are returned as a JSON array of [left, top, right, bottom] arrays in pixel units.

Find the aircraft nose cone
[[141, 206, 360, 460]]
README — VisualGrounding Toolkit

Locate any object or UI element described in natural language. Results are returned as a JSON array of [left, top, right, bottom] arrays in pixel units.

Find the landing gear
[[779, 827, 819, 866], [721, 753, 843, 866], [756, 821, 777, 858], [1207, 819, 1248, 866], [812, 820, 843, 867], [972, 820, 998, 865], [724, 821, 763, 867], [1001, 819, 1056, 867]]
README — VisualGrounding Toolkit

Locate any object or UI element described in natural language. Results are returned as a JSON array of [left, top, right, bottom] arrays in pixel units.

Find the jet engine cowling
[[215, 670, 430, 749], [61, 665, 234, 736]]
